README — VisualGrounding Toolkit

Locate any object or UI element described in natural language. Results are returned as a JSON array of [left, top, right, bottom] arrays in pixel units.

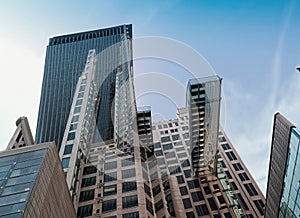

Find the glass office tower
[[35, 24, 132, 151], [265, 113, 300, 218]]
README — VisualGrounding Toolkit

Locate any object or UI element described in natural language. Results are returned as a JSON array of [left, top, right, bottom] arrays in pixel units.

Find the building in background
[[265, 113, 300, 218], [7, 116, 34, 150], [35, 24, 133, 150], [0, 142, 75, 217]]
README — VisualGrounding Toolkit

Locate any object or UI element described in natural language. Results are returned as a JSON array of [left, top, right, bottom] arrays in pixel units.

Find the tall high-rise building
[[35, 24, 133, 150], [265, 113, 300, 218], [34, 25, 266, 217]]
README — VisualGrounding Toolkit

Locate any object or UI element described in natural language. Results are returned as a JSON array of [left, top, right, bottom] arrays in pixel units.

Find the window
[[176, 147, 185, 152], [62, 157, 70, 168], [79, 85, 85, 92], [152, 185, 161, 196], [166, 152, 175, 158], [208, 197, 217, 210], [231, 182, 238, 190], [155, 150, 163, 156], [74, 106, 81, 114], [77, 92, 84, 98], [104, 172, 117, 182], [161, 136, 171, 143], [218, 136, 226, 142], [224, 212, 232, 218], [169, 166, 181, 175], [71, 115, 79, 123], [225, 151, 237, 161], [172, 134, 180, 141], [146, 198, 154, 215], [191, 191, 204, 201], [67, 132, 75, 141], [102, 199, 117, 213], [188, 179, 200, 189], [122, 157, 135, 167], [163, 124, 168, 128], [183, 133, 189, 139], [70, 123, 77, 131], [186, 212, 195, 218], [219, 160, 226, 168], [238, 172, 250, 181], [203, 186, 211, 194], [76, 99, 83, 106], [217, 195, 226, 204], [77, 204, 93, 217], [254, 200, 264, 216], [225, 171, 232, 179], [122, 168, 136, 179], [174, 141, 183, 146], [144, 183, 151, 197], [184, 169, 191, 178], [81, 177, 96, 188], [105, 161, 117, 170], [63, 144, 73, 155], [79, 189, 95, 202], [122, 181, 137, 193], [195, 204, 209, 216], [163, 143, 173, 150], [123, 212, 139, 218], [236, 193, 249, 210], [158, 125, 162, 129], [180, 186, 188, 195], [182, 198, 192, 209], [168, 123, 172, 127], [178, 153, 187, 159], [154, 142, 161, 148], [155, 199, 163, 212], [233, 163, 243, 171], [100, 185, 116, 198], [122, 195, 138, 208], [151, 171, 158, 181], [244, 183, 258, 196], [167, 159, 177, 165], [221, 143, 231, 150], [83, 166, 97, 175], [177, 175, 185, 184]]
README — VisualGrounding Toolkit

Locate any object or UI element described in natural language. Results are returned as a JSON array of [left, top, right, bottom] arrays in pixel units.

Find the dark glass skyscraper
[[35, 24, 132, 150]]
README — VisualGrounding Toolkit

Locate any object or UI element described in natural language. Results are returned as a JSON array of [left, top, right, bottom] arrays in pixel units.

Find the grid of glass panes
[[0, 148, 46, 216]]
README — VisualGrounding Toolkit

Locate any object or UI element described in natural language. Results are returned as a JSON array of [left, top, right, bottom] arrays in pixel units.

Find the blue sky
[[0, 0, 300, 194]]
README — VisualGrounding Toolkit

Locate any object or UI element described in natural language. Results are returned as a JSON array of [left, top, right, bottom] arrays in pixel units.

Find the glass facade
[[187, 76, 221, 175], [279, 128, 300, 217], [35, 24, 133, 150], [0, 148, 46, 217]]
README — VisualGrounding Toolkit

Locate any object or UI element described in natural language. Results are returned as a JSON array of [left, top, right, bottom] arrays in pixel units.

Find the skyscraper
[[35, 24, 133, 150], [265, 113, 300, 217]]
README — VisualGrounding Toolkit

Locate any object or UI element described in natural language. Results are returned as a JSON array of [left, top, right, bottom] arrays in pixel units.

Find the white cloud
[[0, 37, 43, 150], [223, 72, 300, 195]]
